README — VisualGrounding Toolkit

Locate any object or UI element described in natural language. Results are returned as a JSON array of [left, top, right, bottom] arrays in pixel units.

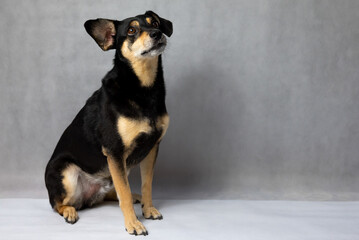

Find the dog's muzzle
[[141, 33, 167, 56]]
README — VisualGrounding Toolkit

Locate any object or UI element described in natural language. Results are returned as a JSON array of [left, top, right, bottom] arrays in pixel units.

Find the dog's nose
[[150, 30, 162, 40]]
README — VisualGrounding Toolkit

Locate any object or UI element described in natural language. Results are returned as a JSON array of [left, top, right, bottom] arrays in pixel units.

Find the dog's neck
[[105, 55, 166, 114], [127, 56, 159, 87], [118, 43, 160, 87]]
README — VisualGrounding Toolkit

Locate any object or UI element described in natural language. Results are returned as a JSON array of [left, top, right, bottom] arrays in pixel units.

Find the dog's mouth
[[141, 40, 166, 56]]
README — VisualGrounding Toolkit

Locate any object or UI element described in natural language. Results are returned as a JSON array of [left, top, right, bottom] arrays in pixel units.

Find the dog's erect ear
[[84, 19, 117, 51], [145, 11, 173, 37]]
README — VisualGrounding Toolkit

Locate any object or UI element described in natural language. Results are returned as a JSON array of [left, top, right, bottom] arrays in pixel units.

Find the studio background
[[1, 0, 359, 200]]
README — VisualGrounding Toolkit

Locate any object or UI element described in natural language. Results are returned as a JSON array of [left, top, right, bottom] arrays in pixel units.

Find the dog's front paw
[[142, 206, 163, 220], [125, 219, 148, 236]]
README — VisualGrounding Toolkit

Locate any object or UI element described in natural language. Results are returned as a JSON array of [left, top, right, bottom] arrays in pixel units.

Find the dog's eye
[[152, 21, 159, 28], [127, 27, 137, 35]]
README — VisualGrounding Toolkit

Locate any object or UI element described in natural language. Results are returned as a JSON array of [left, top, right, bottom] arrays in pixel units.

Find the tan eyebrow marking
[[130, 20, 140, 27]]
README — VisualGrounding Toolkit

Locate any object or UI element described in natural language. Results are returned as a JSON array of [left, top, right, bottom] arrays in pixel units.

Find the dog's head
[[84, 11, 173, 59]]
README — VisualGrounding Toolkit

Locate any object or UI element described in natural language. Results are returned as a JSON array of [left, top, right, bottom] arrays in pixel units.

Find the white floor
[[0, 199, 358, 240]]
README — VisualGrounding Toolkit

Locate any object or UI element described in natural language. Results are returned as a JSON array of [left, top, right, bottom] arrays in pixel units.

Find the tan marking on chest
[[156, 114, 170, 141], [117, 116, 152, 148]]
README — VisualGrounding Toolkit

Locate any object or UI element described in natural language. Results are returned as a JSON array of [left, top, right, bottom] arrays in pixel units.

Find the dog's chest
[[116, 114, 169, 148]]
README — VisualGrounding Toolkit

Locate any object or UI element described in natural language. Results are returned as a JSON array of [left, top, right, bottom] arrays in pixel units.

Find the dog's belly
[[62, 164, 114, 209], [78, 173, 111, 205]]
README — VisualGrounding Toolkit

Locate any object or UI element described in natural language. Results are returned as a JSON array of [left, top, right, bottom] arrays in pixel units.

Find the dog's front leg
[[140, 144, 163, 220], [107, 154, 148, 236]]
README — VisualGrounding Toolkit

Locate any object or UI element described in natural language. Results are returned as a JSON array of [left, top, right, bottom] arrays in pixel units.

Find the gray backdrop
[[1, 0, 359, 200]]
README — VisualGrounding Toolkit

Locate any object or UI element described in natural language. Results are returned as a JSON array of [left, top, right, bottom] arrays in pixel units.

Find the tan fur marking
[[102, 146, 108, 156], [140, 144, 162, 219], [132, 193, 142, 204], [61, 164, 80, 205], [146, 17, 152, 24], [140, 145, 157, 207], [105, 193, 140, 203], [104, 189, 142, 204], [104, 188, 118, 201], [157, 114, 170, 141], [62, 206, 78, 222], [55, 202, 66, 215], [106, 154, 147, 234], [117, 116, 152, 148], [107, 156, 134, 215], [55, 202, 79, 223], [121, 39, 159, 87], [130, 20, 140, 27]]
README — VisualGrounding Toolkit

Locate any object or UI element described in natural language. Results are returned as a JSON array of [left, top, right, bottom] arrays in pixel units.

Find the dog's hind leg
[[45, 159, 81, 224], [105, 187, 142, 204], [55, 164, 82, 224]]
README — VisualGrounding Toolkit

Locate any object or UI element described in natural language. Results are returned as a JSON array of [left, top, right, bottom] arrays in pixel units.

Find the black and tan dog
[[45, 11, 172, 236]]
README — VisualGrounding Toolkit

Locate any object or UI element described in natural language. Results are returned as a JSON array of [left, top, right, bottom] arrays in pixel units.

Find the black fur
[[45, 11, 172, 209]]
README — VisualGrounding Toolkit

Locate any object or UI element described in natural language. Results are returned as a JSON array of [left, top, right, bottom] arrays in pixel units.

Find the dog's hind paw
[[62, 206, 79, 224]]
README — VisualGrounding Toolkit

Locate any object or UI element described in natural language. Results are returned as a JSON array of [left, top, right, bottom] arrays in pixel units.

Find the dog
[[45, 11, 173, 236]]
